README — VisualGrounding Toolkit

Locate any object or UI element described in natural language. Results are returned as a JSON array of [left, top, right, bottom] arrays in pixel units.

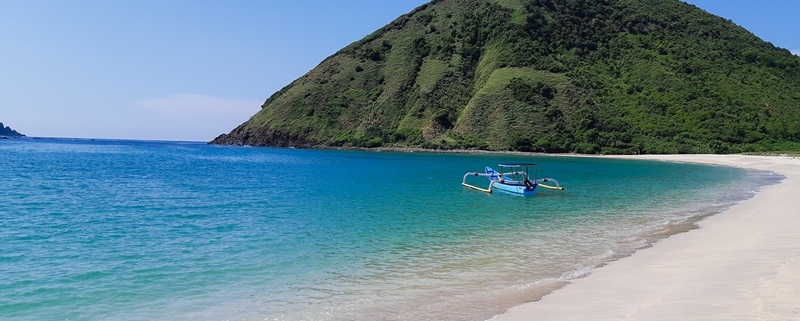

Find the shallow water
[[0, 138, 781, 321]]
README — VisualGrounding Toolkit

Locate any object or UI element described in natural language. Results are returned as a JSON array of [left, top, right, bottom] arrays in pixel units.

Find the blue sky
[[2, 1, 798, 141]]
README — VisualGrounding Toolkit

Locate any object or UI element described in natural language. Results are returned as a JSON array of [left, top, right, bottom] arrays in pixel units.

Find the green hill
[[210, 0, 800, 154]]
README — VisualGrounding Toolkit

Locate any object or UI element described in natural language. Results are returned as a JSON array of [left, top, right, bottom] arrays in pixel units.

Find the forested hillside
[[211, 0, 800, 154]]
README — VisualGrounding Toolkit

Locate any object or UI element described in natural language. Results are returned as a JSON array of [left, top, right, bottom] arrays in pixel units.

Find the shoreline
[[489, 154, 800, 321]]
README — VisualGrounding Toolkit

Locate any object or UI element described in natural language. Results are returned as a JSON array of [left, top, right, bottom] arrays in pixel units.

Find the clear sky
[[2, 1, 798, 141]]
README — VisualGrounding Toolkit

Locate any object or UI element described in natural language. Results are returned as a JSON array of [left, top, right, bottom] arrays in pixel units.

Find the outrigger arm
[[535, 178, 564, 190], [462, 172, 495, 193]]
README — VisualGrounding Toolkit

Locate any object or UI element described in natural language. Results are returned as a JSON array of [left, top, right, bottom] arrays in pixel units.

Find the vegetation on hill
[[211, 0, 800, 154], [0, 122, 25, 137]]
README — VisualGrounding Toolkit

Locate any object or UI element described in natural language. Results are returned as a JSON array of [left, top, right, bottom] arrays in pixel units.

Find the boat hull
[[491, 182, 537, 196]]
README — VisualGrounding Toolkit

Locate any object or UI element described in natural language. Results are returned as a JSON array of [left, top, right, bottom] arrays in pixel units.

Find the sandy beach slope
[[491, 155, 800, 321]]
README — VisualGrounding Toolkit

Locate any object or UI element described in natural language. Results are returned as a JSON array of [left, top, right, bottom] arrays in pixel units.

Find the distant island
[[211, 0, 800, 154], [0, 122, 25, 138]]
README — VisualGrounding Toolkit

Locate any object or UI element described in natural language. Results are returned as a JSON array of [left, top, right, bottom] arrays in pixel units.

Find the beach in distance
[[492, 154, 800, 321]]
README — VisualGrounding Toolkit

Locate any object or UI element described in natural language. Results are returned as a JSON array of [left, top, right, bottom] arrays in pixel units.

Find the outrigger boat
[[462, 163, 563, 196]]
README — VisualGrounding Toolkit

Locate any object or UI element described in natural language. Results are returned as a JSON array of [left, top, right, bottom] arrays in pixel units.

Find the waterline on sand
[[0, 140, 782, 321]]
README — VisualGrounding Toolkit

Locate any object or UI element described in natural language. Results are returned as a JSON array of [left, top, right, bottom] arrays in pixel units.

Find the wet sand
[[491, 154, 800, 321]]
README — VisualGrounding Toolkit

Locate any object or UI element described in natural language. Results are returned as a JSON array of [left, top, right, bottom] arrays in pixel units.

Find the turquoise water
[[0, 139, 780, 321]]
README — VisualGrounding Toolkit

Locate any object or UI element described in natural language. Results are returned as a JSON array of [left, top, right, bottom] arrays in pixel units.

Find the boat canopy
[[497, 163, 538, 167]]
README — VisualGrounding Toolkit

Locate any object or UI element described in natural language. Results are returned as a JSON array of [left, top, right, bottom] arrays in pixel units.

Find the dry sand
[[491, 154, 800, 321]]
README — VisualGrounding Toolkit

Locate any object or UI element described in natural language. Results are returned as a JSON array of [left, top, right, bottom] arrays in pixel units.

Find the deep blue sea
[[0, 138, 780, 321]]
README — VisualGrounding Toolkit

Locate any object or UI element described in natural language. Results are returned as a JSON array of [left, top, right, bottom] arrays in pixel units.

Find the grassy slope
[[212, 0, 800, 154]]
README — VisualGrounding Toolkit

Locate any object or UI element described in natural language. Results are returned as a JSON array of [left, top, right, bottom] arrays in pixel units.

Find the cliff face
[[0, 122, 25, 137], [211, 0, 800, 154]]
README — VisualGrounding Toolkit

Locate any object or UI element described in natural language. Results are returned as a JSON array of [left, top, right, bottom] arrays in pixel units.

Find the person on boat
[[524, 178, 534, 190]]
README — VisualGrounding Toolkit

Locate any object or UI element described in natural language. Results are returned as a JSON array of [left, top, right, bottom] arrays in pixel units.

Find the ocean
[[0, 138, 781, 321]]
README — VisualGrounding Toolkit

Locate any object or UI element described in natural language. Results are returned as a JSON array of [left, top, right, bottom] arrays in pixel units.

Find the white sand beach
[[492, 155, 800, 321]]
